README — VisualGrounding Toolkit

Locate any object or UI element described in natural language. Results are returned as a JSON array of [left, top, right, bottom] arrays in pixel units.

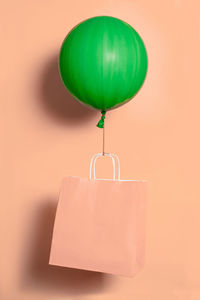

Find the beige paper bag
[[49, 153, 146, 276]]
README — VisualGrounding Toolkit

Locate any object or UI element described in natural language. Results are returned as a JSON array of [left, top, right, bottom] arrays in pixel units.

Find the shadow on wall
[[20, 55, 113, 296], [21, 201, 114, 296], [38, 54, 97, 126]]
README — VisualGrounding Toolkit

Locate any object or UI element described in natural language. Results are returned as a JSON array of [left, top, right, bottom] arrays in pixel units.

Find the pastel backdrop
[[1, 1, 200, 300]]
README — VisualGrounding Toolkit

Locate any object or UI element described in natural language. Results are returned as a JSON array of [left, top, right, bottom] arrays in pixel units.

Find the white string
[[89, 153, 120, 180], [110, 153, 120, 180], [89, 153, 101, 180], [93, 154, 115, 180]]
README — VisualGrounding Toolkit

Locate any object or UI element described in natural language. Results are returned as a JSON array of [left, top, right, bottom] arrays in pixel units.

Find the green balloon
[[59, 16, 148, 112]]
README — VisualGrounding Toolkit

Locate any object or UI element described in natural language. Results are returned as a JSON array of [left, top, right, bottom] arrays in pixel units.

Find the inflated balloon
[[59, 16, 148, 127]]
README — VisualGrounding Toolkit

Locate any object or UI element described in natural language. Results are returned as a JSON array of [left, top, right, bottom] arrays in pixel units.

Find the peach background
[[1, 0, 200, 300]]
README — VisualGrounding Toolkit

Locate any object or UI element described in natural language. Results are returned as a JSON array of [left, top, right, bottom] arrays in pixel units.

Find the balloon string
[[96, 110, 106, 128], [103, 120, 105, 155], [96, 110, 106, 155]]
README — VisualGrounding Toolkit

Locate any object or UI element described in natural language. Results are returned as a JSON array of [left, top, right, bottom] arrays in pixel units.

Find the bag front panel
[[49, 176, 146, 276]]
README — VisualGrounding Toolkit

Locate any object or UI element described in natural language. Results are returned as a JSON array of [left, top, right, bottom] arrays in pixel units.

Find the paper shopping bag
[[49, 153, 147, 277]]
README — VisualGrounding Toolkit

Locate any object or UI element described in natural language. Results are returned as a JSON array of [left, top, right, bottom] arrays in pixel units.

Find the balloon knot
[[97, 110, 106, 128]]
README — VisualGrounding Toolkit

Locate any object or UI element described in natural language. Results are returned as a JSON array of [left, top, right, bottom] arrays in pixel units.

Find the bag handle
[[89, 153, 120, 180]]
